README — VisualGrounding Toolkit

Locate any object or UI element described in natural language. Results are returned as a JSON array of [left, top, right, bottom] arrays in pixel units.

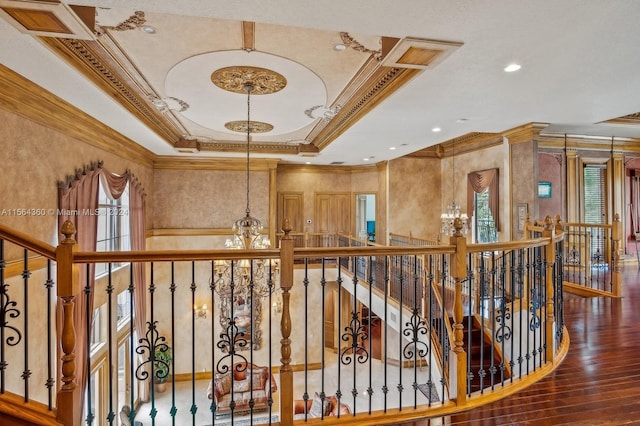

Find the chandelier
[[211, 81, 279, 305], [441, 141, 468, 236]]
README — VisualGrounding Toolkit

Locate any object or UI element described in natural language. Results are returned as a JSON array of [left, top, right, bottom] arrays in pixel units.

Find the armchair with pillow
[[207, 362, 277, 417]]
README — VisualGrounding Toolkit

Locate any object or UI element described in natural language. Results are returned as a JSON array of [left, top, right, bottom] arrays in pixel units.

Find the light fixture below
[[141, 25, 156, 34], [194, 303, 208, 319], [441, 141, 468, 237], [504, 63, 521, 72]]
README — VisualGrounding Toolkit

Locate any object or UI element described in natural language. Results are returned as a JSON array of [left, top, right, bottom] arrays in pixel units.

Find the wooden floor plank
[[401, 265, 640, 425]]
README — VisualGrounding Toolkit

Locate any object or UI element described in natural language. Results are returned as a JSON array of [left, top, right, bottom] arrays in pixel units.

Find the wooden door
[[315, 192, 350, 235], [277, 192, 303, 233]]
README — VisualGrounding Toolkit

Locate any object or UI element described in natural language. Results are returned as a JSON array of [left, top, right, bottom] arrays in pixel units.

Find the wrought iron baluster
[[106, 264, 115, 425], [189, 261, 197, 424], [21, 249, 31, 402], [127, 265, 136, 425], [382, 256, 389, 412], [45, 259, 54, 410], [367, 256, 374, 414], [85, 266, 94, 426]]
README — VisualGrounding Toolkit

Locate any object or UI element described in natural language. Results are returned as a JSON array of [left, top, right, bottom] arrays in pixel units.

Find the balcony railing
[[0, 216, 622, 425]]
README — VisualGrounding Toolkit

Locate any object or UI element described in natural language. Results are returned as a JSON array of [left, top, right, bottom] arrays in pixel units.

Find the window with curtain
[[467, 168, 500, 243], [474, 188, 498, 243], [583, 164, 607, 262], [95, 180, 130, 276]]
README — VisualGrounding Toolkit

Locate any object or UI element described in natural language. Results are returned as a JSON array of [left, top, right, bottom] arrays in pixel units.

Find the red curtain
[[467, 168, 500, 231], [57, 163, 148, 418]]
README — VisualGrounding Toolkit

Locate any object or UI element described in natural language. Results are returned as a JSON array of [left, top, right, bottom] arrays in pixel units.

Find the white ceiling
[[1, 0, 640, 165]]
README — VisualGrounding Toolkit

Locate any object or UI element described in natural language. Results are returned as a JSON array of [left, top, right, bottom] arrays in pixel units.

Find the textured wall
[[0, 109, 154, 254], [538, 152, 563, 221], [152, 168, 269, 229], [511, 141, 536, 239], [388, 157, 442, 241]]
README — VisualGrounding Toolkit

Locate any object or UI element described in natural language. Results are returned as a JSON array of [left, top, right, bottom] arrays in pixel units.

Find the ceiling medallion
[[225, 120, 274, 133], [211, 66, 287, 95], [339, 32, 382, 60]]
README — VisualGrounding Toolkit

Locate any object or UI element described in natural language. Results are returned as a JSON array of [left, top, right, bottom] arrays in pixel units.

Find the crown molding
[[0, 64, 155, 166], [153, 156, 279, 171]]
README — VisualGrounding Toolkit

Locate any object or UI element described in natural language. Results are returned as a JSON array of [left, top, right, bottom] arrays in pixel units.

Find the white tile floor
[[134, 350, 439, 425]]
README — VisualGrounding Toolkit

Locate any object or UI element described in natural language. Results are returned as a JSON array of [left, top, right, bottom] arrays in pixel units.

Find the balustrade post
[[55, 220, 82, 426], [279, 219, 294, 425], [542, 216, 556, 363], [612, 213, 623, 297], [449, 218, 468, 404]]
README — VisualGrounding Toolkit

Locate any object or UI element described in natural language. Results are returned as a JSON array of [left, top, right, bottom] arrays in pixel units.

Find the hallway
[[405, 264, 640, 425]]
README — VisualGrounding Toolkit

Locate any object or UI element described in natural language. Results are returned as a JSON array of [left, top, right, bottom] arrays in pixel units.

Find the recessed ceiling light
[[363, 158, 370, 161], [141, 25, 157, 34], [432, 127, 441, 132], [305, 161, 311, 165], [334, 43, 346, 51], [504, 63, 521, 72], [389, 146, 396, 150]]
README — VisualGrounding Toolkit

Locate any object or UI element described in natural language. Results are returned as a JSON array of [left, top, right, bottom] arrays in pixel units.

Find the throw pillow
[[233, 379, 250, 393], [309, 392, 330, 418], [215, 373, 232, 396]]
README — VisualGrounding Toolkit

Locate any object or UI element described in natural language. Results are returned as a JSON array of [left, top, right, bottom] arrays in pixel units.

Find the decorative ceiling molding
[[312, 63, 422, 151], [0, 64, 155, 166], [224, 120, 273, 133], [102, 10, 146, 32], [242, 21, 255, 52], [38, 35, 185, 145], [602, 112, 640, 126], [211, 66, 287, 94], [409, 132, 503, 159], [381, 37, 463, 70], [0, 0, 95, 40], [339, 32, 382, 60], [198, 141, 299, 155], [154, 156, 279, 171], [32, 27, 430, 158]]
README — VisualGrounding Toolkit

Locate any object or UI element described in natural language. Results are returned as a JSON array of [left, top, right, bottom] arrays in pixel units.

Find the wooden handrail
[[0, 223, 56, 259], [73, 248, 281, 263]]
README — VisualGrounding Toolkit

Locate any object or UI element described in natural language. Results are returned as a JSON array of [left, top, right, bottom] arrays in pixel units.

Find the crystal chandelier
[[211, 81, 279, 303], [441, 141, 468, 236]]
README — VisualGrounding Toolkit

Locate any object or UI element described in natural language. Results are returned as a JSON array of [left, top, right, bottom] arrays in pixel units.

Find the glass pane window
[[95, 181, 130, 276], [474, 189, 498, 243]]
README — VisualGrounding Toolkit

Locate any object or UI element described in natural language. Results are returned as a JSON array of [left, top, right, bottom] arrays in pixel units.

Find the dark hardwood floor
[[403, 264, 640, 426]]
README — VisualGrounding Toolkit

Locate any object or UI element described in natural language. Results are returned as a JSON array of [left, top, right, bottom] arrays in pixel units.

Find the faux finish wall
[[152, 168, 269, 230], [0, 109, 154, 253], [388, 157, 442, 241]]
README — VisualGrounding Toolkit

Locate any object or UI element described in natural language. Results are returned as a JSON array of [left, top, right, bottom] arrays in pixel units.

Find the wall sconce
[[272, 298, 282, 314], [194, 303, 208, 319]]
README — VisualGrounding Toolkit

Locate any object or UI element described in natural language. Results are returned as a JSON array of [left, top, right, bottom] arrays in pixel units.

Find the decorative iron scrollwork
[[529, 288, 541, 331], [0, 283, 21, 347], [402, 308, 429, 360], [134, 321, 169, 382], [340, 311, 369, 365], [216, 321, 249, 373], [495, 298, 512, 343]]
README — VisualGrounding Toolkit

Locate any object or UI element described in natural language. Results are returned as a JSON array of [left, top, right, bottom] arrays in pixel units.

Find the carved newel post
[[450, 218, 468, 403], [542, 216, 556, 362], [279, 218, 294, 425], [56, 220, 82, 426]]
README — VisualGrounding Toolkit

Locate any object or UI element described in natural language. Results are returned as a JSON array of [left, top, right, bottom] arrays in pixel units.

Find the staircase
[[463, 315, 510, 393]]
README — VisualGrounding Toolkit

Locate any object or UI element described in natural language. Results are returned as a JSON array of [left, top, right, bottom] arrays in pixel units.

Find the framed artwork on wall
[[538, 182, 552, 198]]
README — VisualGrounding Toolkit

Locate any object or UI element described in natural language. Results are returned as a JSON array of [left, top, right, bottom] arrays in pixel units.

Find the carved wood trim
[[0, 64, 155, 166]]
